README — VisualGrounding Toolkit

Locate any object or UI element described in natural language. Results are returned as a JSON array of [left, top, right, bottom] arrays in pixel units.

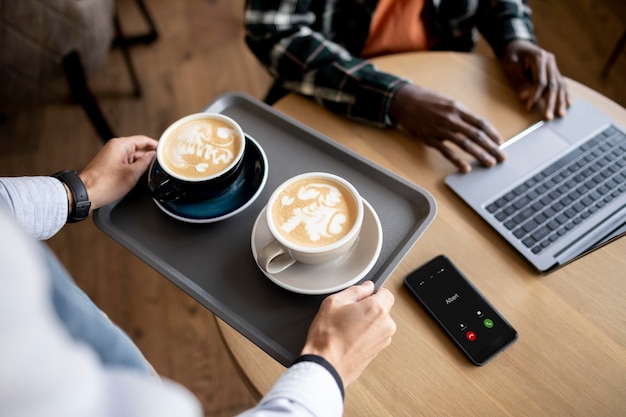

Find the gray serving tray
[[94, 92, 436, 366]]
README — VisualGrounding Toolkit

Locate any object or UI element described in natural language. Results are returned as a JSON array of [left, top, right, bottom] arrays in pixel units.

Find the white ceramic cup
[[257, 172, 364, 274]]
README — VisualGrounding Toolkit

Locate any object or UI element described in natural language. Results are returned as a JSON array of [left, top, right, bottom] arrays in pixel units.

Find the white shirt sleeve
[[0, 176, 68, 240], [236, 361, 344, 417]]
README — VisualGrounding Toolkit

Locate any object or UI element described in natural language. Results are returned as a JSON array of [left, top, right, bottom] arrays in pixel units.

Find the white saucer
[[251, 199, 383, 295]]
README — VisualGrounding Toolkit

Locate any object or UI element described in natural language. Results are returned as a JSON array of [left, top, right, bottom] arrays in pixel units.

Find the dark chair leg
[[111, 0, 160, 97], [114, 14, 143, 97], [134, 0, 159, 42], [601, 28, 626, 79], [112, 0, 159, 47], [62, 51, 115, 142], [60, 0, 159, 142]]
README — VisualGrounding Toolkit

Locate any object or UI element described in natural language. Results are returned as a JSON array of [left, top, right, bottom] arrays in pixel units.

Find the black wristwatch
[[51, 170, 91, 223]]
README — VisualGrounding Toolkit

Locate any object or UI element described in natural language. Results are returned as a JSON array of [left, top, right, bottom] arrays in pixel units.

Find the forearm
[[236, 360, 343, 417], [0, 177, 68, 240], [244, 0, 408, 127], [477, 0, 537, 58]]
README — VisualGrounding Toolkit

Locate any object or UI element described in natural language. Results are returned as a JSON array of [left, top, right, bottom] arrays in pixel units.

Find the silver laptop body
[[445, 99, 626, 272]]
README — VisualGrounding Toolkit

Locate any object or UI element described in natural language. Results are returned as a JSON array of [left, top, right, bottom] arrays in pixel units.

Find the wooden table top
[[217, 52, 626, 416]]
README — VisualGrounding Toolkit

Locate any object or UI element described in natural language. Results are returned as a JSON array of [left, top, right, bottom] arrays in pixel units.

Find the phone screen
[[404, 255, 517, 365]]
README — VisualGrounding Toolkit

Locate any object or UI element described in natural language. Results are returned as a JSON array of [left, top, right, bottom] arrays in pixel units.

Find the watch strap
[[51, 170, 91, 223]]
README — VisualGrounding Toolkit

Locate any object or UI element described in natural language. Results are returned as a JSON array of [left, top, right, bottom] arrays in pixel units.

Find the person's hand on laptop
[[390, 84, 507, 173], [501, 39, 571, 121]]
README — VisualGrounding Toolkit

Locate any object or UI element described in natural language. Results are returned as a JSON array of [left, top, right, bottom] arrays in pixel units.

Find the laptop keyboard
[[486, 126, 626, 255]]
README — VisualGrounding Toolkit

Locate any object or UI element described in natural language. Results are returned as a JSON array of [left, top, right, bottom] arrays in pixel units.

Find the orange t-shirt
[[361, 0, 436, 58]]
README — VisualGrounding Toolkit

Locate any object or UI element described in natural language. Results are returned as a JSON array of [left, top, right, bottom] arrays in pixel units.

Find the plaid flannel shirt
[[245, 0, 536, 127]]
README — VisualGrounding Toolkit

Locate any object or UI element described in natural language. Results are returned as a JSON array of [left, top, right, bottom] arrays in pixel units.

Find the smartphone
[[404, 255, 518, 365]]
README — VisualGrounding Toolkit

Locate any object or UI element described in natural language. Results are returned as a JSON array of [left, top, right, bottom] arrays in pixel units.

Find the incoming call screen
[[405, 255, 517, 364]]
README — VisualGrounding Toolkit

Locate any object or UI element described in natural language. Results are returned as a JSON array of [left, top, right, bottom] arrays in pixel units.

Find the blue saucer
[[149, 135, 268, 223]]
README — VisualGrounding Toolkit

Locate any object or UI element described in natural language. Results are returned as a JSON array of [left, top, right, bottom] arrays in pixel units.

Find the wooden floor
[[0, 0, 623, 415]]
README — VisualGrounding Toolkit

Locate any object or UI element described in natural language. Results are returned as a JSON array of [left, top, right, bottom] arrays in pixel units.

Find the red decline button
[[466, 331, 477, 341]]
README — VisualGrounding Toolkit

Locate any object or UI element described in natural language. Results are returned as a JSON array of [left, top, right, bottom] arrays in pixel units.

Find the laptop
[[445, 99, 626, 272]]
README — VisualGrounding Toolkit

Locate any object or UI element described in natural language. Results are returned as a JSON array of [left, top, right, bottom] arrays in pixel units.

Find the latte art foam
[[161, 118, 242, 179], [271, 178, 358, 248]]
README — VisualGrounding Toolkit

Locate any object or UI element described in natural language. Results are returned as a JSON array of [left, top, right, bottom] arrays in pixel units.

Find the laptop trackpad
[[504, 127, 570, 176], [446, 127, 570, 204]]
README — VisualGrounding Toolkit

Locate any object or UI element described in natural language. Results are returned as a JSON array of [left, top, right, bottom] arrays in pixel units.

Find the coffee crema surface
[[271, 178, 358, 248], [161, 118, 242, 179]]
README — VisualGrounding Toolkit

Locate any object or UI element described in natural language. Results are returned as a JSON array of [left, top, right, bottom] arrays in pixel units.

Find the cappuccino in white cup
[[257, 172, 364, 274]]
